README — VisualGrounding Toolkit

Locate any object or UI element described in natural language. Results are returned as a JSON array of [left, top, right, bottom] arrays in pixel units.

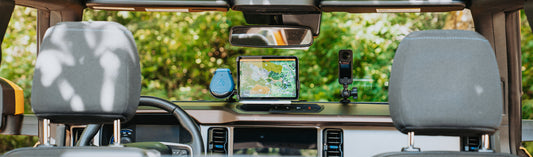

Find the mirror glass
[[230, 26, 313, 48]]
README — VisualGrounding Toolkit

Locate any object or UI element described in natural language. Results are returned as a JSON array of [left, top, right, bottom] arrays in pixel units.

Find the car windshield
[[79, 9, 473, 102]]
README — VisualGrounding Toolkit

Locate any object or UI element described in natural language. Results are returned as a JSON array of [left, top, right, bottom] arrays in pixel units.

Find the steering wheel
[[138, 96, 204, 156], [75, 96, 204, 155]]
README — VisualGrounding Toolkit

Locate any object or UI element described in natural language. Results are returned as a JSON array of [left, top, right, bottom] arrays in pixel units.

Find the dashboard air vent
[[323, 129, 343, 157], [462, 136, 481, 151], [208, 127, 228, 154]]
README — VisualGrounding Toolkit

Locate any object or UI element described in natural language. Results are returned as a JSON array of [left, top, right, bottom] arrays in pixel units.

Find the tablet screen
[[238, 56, 299, 100]]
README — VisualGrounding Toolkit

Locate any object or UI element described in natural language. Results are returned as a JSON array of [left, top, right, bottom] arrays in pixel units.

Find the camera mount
[[338, 50, 358, 104]]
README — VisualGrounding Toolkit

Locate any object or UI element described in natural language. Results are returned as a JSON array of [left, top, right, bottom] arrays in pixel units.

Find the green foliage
[[84, 10, 248, 100], [0, 9, 450, 153], [521, 10, 533, 154], [303, 12, 447, 101], [83, 10, 448, 102], [1, 6, 37, 113], [0, 134, 37, 153], [0, 6, 38, 154], [522, 11, 533, 120]]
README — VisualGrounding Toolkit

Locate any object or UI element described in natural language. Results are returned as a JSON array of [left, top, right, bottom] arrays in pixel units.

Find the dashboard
[[100, 114, 192, 145], [96, 101, 462, 156]]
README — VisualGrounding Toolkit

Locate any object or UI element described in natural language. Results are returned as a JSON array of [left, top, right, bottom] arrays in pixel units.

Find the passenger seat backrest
[[389, 30, 503, 136], [31, 21, 141, 124]]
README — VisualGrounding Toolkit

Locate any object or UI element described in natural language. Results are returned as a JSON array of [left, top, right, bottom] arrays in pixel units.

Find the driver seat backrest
[[374, 30, 517, 157], [32, 21, 140, 124], [3, 21, 158, 157]]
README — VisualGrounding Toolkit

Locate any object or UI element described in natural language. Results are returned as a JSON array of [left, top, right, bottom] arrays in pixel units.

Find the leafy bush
[[83, 10, 449, 102], [0, 6, 38, 154]]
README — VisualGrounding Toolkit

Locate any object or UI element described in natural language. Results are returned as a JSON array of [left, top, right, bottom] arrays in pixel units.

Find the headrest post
[[42, 118, 51, 146], [479, 134, 494, 152], [408, 131, 414, 146], [401, 132, 420, 152], [113, 119, 121, 146]]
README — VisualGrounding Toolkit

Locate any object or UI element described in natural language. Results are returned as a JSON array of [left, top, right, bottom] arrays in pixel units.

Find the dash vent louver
[[323, 129, 343, 157], [208, 127, 228, 154], [462, 136, 481, 151]]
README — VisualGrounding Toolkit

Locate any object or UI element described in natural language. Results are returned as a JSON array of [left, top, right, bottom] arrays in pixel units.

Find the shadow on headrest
[[31, 21, 141, 124], [389, 30, 502, 136]]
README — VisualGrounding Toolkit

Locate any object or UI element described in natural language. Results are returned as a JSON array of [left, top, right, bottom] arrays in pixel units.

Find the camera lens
[[342, 52, 350, 60]]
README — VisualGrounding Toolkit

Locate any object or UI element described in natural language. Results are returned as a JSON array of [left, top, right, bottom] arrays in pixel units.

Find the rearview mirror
[[230, 26, 313, 48]]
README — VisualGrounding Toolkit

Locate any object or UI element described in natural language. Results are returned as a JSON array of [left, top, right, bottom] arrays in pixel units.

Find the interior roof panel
[[86, 0, 229, 7], [14, 0, 83, 11], [320, 0, 466, 6], [320, 0, 466, 13], [232, 0, 319, 13]]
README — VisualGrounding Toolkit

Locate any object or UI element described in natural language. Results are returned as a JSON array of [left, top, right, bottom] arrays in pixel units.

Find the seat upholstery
[[388, 30, 502, 136], [374, 30, 515, 157], [3, 146, 160, 157], [31, 21, 141, 124], [3, 21, 151, 157]]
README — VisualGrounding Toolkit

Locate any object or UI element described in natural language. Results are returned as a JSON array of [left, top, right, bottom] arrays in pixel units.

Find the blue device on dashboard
[[209, 68, 235, 99]]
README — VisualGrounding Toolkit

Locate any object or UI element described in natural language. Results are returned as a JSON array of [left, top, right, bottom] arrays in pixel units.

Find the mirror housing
[[230, 25, 313, 48]]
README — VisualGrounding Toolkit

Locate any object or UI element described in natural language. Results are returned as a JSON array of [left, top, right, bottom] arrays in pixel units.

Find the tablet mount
[[338, 50, 358, 104]]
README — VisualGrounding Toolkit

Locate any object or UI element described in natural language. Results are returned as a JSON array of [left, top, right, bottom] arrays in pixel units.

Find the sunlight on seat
[[36, 53, 63, 87], [58, 80, 85, 111], [100, 51, 121, 112], [474, 85, 484, 96]]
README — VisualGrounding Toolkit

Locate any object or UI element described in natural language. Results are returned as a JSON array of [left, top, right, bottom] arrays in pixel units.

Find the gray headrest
[[389, 30, 503, 136], [31, 21, 141, 124]]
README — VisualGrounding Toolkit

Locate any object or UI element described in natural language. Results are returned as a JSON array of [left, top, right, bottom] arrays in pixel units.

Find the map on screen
[[238, 57, 298, 99]]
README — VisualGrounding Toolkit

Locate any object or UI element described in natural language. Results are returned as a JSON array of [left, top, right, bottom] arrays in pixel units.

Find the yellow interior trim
[[521, 146, 532, 157], [0, 77, 24, 115]]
